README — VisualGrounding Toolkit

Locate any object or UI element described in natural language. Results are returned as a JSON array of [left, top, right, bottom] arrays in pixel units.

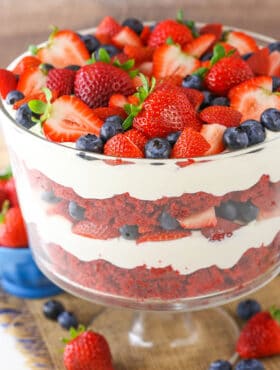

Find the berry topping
[[46, 68, 76, 97], [40, 63, 54, 74], [58, 311, 79, 330], [95, 16, 122, 44], [15, 103, 38, 129], [5, 90, 24, 105], [68, 201, 85, 221], [144, 138, 171, 159], [94, 44, 120, 60], [0, 69, 18, 99], [225, 31, 259, 55], [166, 131, 181, 147], [240, 120, 266, 146], [100, 115, 124, 141], [183, 33, 216, 58], [208, 359, 232, 370], [268, 41, 280, 53], [235, 359, 264, 370], [223, 127, 249, 150], [12, 55, 41, 75], [237, 299, 262, 320], [210, 96, 230, 106], [17, 67, 47, 96], [159, 212, 180, 230], [43, 299, 65, 320], [76, 134, 104, 153], [200, 124, 226, 155], [104, 133, 144, 158], [182, 74, 203, 90], [272, 76, 280, 92], [200, 106, 242, 127], [79, 33, 100, 54], [172, 127, 210, 158], [122, 18, 144, 35], [148, 19, 193, 47], [119, 225, 139, 240], [260, 108, 280, 131]]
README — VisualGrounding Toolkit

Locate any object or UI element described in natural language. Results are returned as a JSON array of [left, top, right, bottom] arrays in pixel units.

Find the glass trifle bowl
[[1, 25, 280, 368]]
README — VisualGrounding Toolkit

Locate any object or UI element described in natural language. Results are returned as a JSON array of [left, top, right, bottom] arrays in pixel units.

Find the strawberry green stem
[[0, 200, 10, 224]]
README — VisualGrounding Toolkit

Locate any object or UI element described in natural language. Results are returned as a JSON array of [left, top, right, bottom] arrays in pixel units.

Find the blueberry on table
[[76, 134, 104, 153], [145, 138, 171, 159], [6, 90, 24, 105], [41, 190, 61, 204], [240, 120, 266, 146], [272, 77, 280, 92], [43, 300, 65, 320], [68, 201, 85, 221], [235, 359, 264, 370], [236, 299, 261, 320], [119, 225, 139, 240], [100, 115, 124, 142], [57, 311, 79, 330], [122, 18, 144, 35], [159, 212, 180, 230], [15, 103, 37, 129], [260, 108, 280, 131], [208, 359, 232, 370], [215, 201, 238, 221], [182, 74, 203, 90], [223, 127, 249, 150], [210, 96, 230, 107], [79, 34, 100, 54], [94, 45, 120, 60], [166, 131, 181, 147], [236, 201, 259, 223]]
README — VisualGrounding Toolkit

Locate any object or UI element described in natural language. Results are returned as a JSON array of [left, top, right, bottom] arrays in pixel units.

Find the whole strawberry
[[63, 326, 114, 370], [74, 61, 135, 108], [148, 19, 193, 47], [46, 68, 76, 97], [236, 307, 280, 358]]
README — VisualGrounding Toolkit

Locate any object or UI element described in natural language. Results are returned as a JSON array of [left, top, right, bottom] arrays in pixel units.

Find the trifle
[[1, 13, 280, 309]]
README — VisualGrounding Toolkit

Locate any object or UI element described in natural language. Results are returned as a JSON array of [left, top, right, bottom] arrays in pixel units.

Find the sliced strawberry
[[171, 127, 210, 158], [247, 47, 270, 75], [138, 61, 153, 77], [37, 30, 90, 68], [95, 16, 122, 44], [0, 206, 28, 247], [12, 56, 41, 75], [112, 27, 143, 49], [104, 133, 144, 158], [140, 25, 151, 44], [17, 67, 47, 96], [111, 53, 130, 65], [137, 229, 191, 244], [183, 34, 216, 58], [178, 207, 217, 229], [91, 106, 127, 121], [148, 19, 193, 47], [108, 94, 128, 108], [200, 124, 226, 155], [201, 217, 241, 240], [268, 50, 280, 77], [46, 68, 76, 97], [230, 76, 280, 121], [72, 221, 120, 239], [127, 95, 140, 105], [13, 90, 59, 110], [132, 75, 148, 89], [225, 31, 259, 55], [124, 128, 148, 151], [123, 45, 154, 63], [153, 44, 200, 79], [181, 88, 204, 111], [0, 69, 18, 99], [43, 95, 103, 142], [200, 106, 242, 127], [199, 23, 223, 42], [217, 42, 240, 57]]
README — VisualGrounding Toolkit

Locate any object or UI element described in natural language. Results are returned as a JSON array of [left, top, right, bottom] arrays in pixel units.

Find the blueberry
[[272, 76, 280, 92], [100, 115, 124, 141], [260, 108, 280, 131], [208, 359, 232, 370], [94, 44, 120, 60], [43, 300, 65, 320], [236, 201, 259, 223], [182, 74, 203, 90], [215, 201, 238, 221], [210, 96, 230, 107], [68, 201, 85, 221], [79, 34, 100, 54], [76, 134, 104, 153], [40, 63, 54, 74], [145, 138, 171, 159], [223, 127, 249, 150], [240, 120, 266, 145], [119, 225, 139, 240], [122, 18, 144, 35], [166, 131, 181, 147], [268, 41, 280, 53], [57, 311, 78, 330], [6, 90, 24, 105], [242, 52, 253, 61], [235, 359, 264, 370], [65, 65, 81, 71], [236, 299, 261, 320], [200, 51, 213, 61], [41, 190, 61, 204], [159, 212, 180, 230], [201, 90, 215, 109], [15, 103, 37, 129]]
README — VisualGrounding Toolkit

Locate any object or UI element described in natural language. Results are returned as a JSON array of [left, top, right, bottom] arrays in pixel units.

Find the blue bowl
[[0, 246, 61, 298]]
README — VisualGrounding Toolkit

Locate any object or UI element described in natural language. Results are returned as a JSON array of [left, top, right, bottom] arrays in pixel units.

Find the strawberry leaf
[[270, 306, 280, 324], [0, 166, 12, 181], [129, 69, 139, 78], [49, 25, 59, 42], [28, 100, 47, 115], [0, 200, 10, 224], [166, 37, 175, 45], [28, 44, 38, 56], [122, 115, 135, 131], [176, 9, 184, 23], [210, 44, 226, 66], [98, 48, 111, 63], [62, 325, 86, 344], [193, 67, 209, 79]]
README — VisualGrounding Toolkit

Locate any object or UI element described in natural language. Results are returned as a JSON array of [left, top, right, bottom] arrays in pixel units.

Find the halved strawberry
[[200, 106, 242, 127], [181, 88, 204, 111], [95, 16, 122, 44], [112, 27, 143, 49], [37, 30, 90, 68], [108, 94, 128, 108], [13, 90, 58, 110], [199, 23, 223, 42], [104, 133, 144, 158], [12, 56, 41, 75], [123, 45, 154, 63], [43, 95, 103, 142], [91, 106, 127, 121], [178, 207, 217, 229], [153, 44, 200, 79], [183, 34, 216, 58], [247, 47, 270, 75], [225, 31, 259, 55], [140, 25, 151, 44], [137, 229, 191, 244], [268, 51, 280, 77], [124, 128, 148, 151], [148, 19, 193, 47], [72, 221, 120, 239], [230, 76, 280, 121], [138, 61, 153, 77], [0, 69, 18, 99], [200, 124, 226, 155], [171, 127, 210, 158], [17, 68, 47, 96]]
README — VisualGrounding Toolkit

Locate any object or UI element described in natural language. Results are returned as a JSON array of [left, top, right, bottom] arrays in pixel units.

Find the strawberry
[[148, 19, 193, 47], [199, 106, 242, 127], [138, 61, 153, 76], [92, 106, 127, 121], [5, 178, 19, 207], [205, 56, 254, 95], [178, 207, 217, 229], [37, 30, 90, 68], [137, 229, 191, 244], [225, 31, 259, 55], [112, 26, 143, 48], [217, 42, 240, 57], [95, 16, 122, 44], [72, 221, 119, 239], [17, 68, 47, 96], [63, 326, 114, 370], [153, 44, 200, 79], [108, 94, 128, 108], [200, 124, 226, 155], [104, 133, 144, 158], [46, 68, 76, 97], [183, 34, 216, 58], [13, 90, 58, 110], [133, 84, 202, 138], [43, 95, 103, 142], [171, 127, 210, 158], [236, 308, 280, 358], [74, 62, 135, 108], [123, 45, 154, 63], [230, 76, 280, 121], [181, 88, 204, 111], [0, 69, 18, 99], [199, 23, 223, 42], [140, 25, 151, 44], [201, 217, 241, 240], [246, 47, 270, 75], [268, 50, 280, 77], [0, 202, 28, 247], [12, 56, 41, 75], [124, 128, 148, 151]]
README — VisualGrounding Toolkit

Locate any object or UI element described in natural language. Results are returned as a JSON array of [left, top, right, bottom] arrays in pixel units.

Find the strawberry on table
[[200, 106, 242, 127], [0, 69, 18, 99], [148, 19, 193, 47], [171, 127, 210, 158]]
